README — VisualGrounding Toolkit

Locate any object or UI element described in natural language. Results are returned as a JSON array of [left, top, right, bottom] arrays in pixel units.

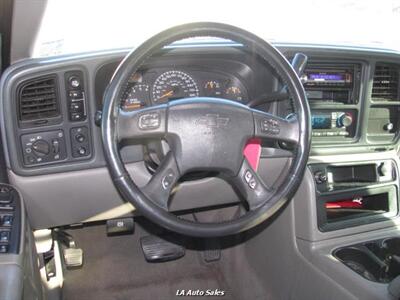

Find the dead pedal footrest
[[140, 235, 185, 262]]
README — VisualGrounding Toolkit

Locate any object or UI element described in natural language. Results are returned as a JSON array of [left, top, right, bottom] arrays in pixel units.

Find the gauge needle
[[159, 90, 174, 99]]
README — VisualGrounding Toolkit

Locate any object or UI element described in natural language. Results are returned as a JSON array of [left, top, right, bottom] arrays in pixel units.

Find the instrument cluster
[[121, 69, 248, 111]]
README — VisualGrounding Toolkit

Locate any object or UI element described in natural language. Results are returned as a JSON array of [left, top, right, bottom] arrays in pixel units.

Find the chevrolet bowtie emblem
[[196, 114, 230, 128]]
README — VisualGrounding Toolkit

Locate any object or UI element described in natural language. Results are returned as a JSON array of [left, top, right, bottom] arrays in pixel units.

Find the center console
[[301, 62, 362, 143], [309, 160, 398, 232]]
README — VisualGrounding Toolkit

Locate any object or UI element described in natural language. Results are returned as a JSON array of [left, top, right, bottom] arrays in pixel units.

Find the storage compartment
[[326, 192, 389, 222], [335, 237, 400, 283], [317, 185, 397, 231], [328, 164, 377, 183]]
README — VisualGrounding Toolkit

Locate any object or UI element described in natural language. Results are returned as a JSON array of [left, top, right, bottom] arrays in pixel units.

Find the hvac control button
[[32, 140, 50, 156]]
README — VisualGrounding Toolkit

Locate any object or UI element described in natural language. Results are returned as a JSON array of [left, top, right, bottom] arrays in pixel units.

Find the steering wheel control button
[[162, 170, 175, 190], [70, 127, 91, 158], [248, 178, 257, 189], [244, 169, 257, 189], [138, 113, 160, 130], [261, 118, 280, 135], [244, 170, 253, 183], [21, 130, 67, 166]]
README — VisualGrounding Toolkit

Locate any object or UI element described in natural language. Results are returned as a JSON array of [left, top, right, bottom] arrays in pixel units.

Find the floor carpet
[[62, 218, 268, 300]]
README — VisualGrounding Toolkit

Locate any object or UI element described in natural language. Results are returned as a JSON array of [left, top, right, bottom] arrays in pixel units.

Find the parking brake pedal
[[53, 229, 83, 268], [203, 239, 221, 263], [140, 235, 185, 262]]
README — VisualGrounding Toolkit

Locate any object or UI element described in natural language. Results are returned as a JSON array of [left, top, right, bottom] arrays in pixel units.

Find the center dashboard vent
[[17, 75, 61, 127], [372, 64, 400, 102]]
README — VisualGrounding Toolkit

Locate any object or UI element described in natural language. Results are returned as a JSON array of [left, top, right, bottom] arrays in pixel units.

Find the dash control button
[[0, 231, 10, 243], [0, 244, 8, 253], [138, 113, 160, 130]]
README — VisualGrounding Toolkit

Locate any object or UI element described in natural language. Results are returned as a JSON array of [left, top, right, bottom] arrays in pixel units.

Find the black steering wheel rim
[[102, 22, 311, 237]]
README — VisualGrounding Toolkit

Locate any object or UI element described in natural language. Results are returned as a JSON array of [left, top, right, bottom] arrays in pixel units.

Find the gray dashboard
[[1, 44, 400, 231]]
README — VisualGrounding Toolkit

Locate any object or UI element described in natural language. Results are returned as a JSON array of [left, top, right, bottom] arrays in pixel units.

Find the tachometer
[[121, 84, 150, 111], [152, 70, 199, 103]]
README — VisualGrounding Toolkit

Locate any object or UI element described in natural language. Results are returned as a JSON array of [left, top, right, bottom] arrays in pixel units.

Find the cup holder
[[334, 238, 400, 283], [334, 247, 388, 282]]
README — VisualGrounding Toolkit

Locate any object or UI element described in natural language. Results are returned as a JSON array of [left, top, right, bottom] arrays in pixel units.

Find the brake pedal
[[53, 229, 83, 268], [63, 247, 83, 268], [140, 235, 185, 262]]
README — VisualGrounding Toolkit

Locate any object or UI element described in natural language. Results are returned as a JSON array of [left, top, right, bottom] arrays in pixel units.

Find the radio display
[[309, 73, 345, 81], [312, 114, 331, 129]]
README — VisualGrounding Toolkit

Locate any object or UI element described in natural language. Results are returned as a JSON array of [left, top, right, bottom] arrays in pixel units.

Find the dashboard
[[1, 43, 400, 230]]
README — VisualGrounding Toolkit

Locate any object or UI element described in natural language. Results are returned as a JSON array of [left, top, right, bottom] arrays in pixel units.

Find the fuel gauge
[[204, 80, 223, 97], [224, 86, 243, 101]]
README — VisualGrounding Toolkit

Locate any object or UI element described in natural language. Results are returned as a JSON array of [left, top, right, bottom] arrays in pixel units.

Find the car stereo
[[301, 64, 361, 104], [311, 110, 356, 138]]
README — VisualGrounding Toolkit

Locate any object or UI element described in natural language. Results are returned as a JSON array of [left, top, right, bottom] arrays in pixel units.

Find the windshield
[[32, 0, 400, 57]]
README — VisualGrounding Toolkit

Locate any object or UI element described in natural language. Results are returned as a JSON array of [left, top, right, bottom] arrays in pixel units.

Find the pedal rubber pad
[[63, 247, 83, 268], [140, 235, 185, 262]]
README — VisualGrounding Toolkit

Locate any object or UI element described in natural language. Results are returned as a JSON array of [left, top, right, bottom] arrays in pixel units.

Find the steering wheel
[[102, 22, 311, 237]]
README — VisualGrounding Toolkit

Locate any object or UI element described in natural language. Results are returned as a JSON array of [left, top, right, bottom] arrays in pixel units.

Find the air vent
[[372, 64, 400, 101], [17, 76, 60, 125]]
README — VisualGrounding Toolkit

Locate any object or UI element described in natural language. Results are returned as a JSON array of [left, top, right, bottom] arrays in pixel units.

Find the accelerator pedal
[[140, 235, 185, 262]]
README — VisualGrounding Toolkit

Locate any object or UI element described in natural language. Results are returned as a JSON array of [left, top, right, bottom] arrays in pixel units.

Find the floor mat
[[62, 221, 268, 300]]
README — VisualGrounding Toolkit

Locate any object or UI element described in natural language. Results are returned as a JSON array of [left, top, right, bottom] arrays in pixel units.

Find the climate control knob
[[337, 113, 353, 128], [32, 140, 50, 156]]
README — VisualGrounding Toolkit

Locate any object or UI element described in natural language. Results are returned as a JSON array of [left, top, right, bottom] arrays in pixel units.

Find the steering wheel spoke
[[118, 105, 167, 141], [252, 110, 299, 146], [142, 151, 180, 210], [231, 158, 273, 211]]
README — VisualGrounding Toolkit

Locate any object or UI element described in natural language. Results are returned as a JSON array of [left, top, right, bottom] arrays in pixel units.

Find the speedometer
[[152, 70, 199, 103]]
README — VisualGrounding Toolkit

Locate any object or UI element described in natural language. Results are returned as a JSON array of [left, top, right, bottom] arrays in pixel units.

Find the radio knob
[[337, 113, 353, 128], [32, 140, 50, 156]]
